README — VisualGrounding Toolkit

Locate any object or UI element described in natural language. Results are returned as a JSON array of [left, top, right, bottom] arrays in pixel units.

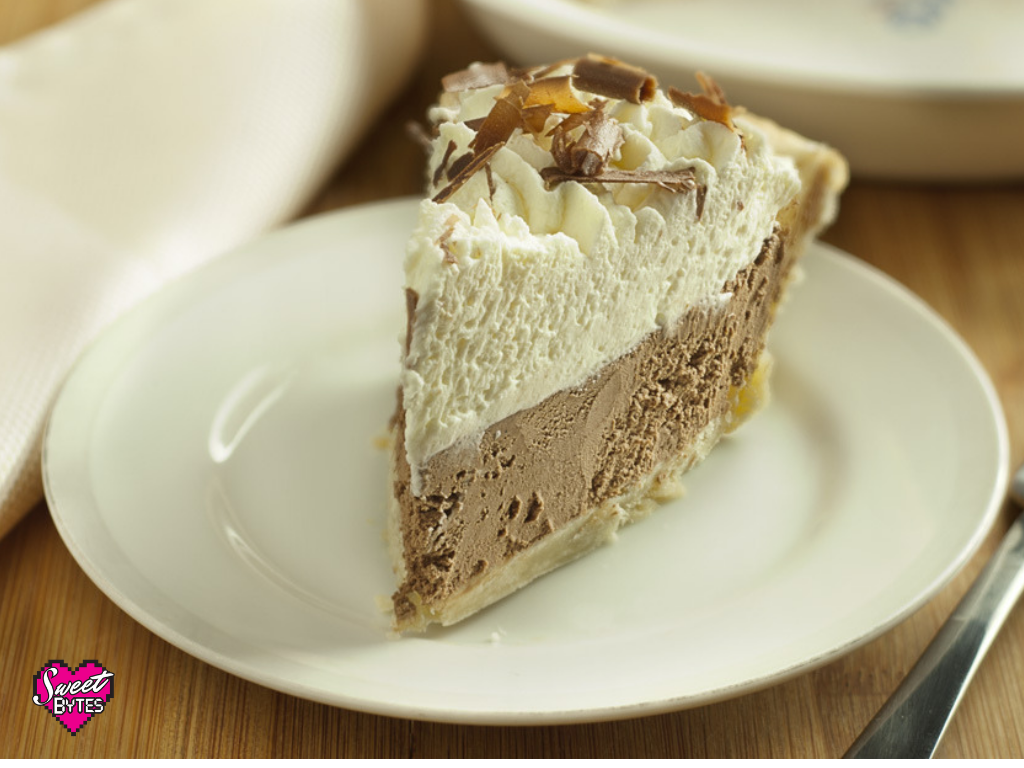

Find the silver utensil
[[844, 459, 1024, 758]]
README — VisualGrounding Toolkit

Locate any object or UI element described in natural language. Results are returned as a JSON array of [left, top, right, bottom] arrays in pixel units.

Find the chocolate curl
[[696, 71, 728, 104], [524, 76, 590, 114], [466, 90, 561, 140], [438, 80, 534, 202], [442, 61, 511, 92], [540, 166, 701, 194], [548, 102, 624, 176], [548, 112, 586, 173], [573, 54, 657, 104], [571, 108, 624, 176], [470, 97, 520, 153], [668, 72, 736, 131], [470, 81, 529, 154]]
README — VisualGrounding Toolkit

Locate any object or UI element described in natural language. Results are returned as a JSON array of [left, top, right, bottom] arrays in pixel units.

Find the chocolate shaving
[[524, 75, 590, 114], [501, 79, 532, 104], [572, 105, 623, 176], [507, 65, 538, 83], [470, 96, 520, 153], [442, 61, 511, 92], [465, 92, 557, 145], [485, 163, 496, 201], [573, 54, 657, 104], [668, 72, 735, 131], [549, 111, 588, 172], [520, 104, 554, 135], [540, 166, 701, 195], [433, 56, 714, 213], [433, 142, 504, 204], [432, 140, 457, 187], [446, 150, 473, 182], [548, 102, 623, 176], [521, 57, 577, 81], [404, 288, 418, 356], [470, 81, 529, 154]]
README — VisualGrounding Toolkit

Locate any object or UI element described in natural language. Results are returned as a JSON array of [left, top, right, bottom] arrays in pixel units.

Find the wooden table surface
[[3, 0, 1024, 759]]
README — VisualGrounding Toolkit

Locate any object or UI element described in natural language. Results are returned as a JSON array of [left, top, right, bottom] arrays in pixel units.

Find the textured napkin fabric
[[0, 0, 426, 539]]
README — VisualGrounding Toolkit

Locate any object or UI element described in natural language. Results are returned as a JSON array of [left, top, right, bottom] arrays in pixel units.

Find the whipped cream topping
[[401, 62, 801, 492]]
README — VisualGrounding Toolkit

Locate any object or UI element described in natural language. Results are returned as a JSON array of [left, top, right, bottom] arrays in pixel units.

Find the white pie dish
[[460, 0, 1024, 180]]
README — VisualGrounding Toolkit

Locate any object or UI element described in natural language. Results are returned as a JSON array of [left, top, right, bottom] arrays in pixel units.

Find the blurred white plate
[[461, 0, 1024, 180], [44, 198, 1008, 723]]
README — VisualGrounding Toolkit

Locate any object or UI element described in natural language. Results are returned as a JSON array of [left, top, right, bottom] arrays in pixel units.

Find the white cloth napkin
[[0, 0, 427, 539]]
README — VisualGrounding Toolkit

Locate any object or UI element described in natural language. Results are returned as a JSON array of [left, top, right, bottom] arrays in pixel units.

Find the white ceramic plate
[[460, 0, 1024, 180], [44, 198, 1008, 724]]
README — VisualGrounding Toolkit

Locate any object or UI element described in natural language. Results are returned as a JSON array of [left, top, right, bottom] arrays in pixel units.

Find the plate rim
[[42, 198, 1010, 724]]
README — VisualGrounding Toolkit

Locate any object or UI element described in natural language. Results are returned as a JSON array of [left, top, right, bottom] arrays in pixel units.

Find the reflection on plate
[[44, 198, 1007, 724], [461, 0, 1024, 179]]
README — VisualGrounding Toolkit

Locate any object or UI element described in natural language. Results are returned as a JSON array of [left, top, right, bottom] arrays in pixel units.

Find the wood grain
[[3, 0, 1024, 758]]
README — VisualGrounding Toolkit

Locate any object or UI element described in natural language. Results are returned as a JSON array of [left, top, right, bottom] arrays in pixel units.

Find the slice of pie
[[388, 55, 847, 632]]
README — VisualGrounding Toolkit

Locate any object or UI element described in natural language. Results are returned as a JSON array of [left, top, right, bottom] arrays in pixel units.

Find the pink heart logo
[[32, 660, 114, 735]]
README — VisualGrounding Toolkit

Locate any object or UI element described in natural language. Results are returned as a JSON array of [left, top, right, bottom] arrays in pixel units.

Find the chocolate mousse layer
[[392, 230, 788, 625]]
